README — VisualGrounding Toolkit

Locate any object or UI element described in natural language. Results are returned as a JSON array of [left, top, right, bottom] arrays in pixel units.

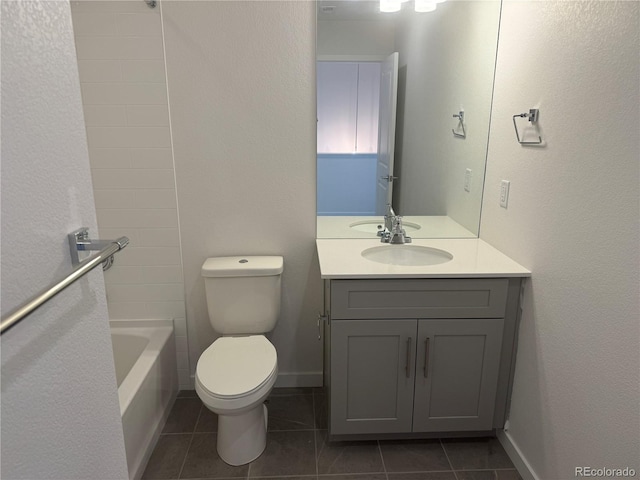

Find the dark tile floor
[[142, 388, 522, 480]]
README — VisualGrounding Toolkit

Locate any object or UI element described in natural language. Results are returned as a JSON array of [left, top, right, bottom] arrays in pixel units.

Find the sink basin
[[361, 245, 453, 266], [350, 219, 421, 234]]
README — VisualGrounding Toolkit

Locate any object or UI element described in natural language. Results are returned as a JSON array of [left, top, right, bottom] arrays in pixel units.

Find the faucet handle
[[392, 216, 404, 232], [388, 216, 412, 244]]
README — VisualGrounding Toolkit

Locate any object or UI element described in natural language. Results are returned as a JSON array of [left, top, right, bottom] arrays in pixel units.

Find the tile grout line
[[175, 431, 195, 480], [440, 438, 459, 480], [444, 468, 520, 474], [382, 470, 460, 474], [175, 401, 203, 480], [312, 391, 319, 479], [193, 402, 204, 434], [377, 441, 389, 480]]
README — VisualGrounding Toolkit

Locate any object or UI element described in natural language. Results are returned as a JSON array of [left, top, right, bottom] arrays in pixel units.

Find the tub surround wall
[[480, 1, 639, 478], [1, 1, 128, 477], [70, 1, 190, 389], [161, 1, 322, 386]]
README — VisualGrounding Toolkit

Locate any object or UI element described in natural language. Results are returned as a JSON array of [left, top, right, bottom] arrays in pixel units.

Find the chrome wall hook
[[513, 109, 542, 145], [452, 111, 466, 138]]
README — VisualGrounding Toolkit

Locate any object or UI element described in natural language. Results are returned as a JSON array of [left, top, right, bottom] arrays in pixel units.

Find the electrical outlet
[[464, 169, 472, 192], [500, 180, 510, 208]]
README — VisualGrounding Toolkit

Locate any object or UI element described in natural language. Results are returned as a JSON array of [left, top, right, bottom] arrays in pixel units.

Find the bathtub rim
[[110, 319, 175, 416]]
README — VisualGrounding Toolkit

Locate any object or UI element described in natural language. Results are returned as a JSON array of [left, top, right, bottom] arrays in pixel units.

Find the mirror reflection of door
[[317, 53, 399, 216], [375, 52, 399, 215]]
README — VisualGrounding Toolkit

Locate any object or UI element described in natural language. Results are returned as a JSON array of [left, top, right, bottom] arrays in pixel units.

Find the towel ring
[[452, 111, 466, 138], [513, 109, 542, 145]]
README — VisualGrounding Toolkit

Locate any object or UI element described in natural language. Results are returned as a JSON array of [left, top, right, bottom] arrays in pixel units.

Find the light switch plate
[[464, 169, 472, 192], [500, 180, 510, 208]]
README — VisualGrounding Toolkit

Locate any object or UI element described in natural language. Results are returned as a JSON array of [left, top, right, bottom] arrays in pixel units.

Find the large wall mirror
[[316, 0, 502, 238]]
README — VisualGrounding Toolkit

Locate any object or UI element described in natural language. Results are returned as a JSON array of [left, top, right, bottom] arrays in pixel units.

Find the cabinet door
[[331, 319, 416, 435], [413, 319, 504, 432]]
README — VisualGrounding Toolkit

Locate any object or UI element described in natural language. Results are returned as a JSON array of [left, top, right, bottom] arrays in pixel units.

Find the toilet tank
[[201, 256, 283, 335]]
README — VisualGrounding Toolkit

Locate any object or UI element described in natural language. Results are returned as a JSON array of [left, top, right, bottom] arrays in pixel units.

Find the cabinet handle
[[406, 337, 412, 378], [424, 338, 430, 378], [317, 313, 327, 340]]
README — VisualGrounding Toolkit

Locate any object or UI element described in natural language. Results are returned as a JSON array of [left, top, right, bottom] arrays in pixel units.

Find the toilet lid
[[196, 335, 277, 398]]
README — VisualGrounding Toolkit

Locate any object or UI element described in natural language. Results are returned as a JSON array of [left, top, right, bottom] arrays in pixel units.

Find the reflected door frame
[[375, 52, 399, 216]]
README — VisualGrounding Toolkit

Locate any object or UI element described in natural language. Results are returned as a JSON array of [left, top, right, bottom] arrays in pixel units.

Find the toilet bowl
[[196, 255, 284, 466], [195, 335, 278, 465]]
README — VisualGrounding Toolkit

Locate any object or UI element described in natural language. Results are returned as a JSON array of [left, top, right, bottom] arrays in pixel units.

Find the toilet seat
[[196, 335, 277, 400]]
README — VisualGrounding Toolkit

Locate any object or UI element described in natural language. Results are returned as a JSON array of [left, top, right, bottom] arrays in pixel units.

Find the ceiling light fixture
[[380, 0, 442, 14], [414, 0, 437, 12], [380, 0, 402, 13]]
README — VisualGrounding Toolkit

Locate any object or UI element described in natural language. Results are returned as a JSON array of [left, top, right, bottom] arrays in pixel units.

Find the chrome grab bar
[[0, 233, 129, 335]]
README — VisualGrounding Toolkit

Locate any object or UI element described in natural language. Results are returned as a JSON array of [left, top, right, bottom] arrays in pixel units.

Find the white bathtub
[[110, 320, 178, 480]]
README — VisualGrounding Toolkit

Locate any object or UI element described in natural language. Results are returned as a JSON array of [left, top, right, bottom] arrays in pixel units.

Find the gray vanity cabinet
[[327, 278, 521, 438]]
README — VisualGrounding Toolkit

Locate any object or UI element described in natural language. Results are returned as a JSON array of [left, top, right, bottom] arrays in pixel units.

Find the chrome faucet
[[377, 203, 395, 240], [384, 203, 396, 233], [378, 204, 412, 244]]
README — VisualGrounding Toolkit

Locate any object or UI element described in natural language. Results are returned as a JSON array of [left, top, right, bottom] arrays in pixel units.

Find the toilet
[[195, 255, 283, 466]]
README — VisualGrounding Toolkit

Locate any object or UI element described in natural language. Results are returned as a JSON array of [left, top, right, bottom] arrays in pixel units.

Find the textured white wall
[[394, 1, 501, 233], [0, 1, 128, 478], [70, 0, 190, 389], [161, 0, 322, 386], [480, 2, 640, 478]]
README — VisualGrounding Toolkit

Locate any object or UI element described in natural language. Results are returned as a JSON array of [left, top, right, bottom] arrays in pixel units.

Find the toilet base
[[217, 403, 268, 466]]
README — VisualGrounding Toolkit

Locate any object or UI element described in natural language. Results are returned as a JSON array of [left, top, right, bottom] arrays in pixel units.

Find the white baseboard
[[497, 429, 539, 480], [274, 371, 323, 388]]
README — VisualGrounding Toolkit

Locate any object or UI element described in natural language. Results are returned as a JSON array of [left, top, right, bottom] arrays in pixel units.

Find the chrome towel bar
[[0, 233, 129, 335]]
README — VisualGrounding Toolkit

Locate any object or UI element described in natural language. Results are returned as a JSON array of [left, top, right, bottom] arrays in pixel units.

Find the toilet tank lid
[[202, 256, 284, 277]]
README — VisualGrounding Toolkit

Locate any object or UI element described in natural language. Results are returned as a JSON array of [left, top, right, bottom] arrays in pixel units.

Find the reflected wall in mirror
[[316, 0, 502, 239]]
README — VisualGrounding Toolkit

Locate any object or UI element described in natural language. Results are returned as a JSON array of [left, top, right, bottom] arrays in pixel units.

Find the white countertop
[[316, 238, 531, 279], [317, 215, 477, 239]]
